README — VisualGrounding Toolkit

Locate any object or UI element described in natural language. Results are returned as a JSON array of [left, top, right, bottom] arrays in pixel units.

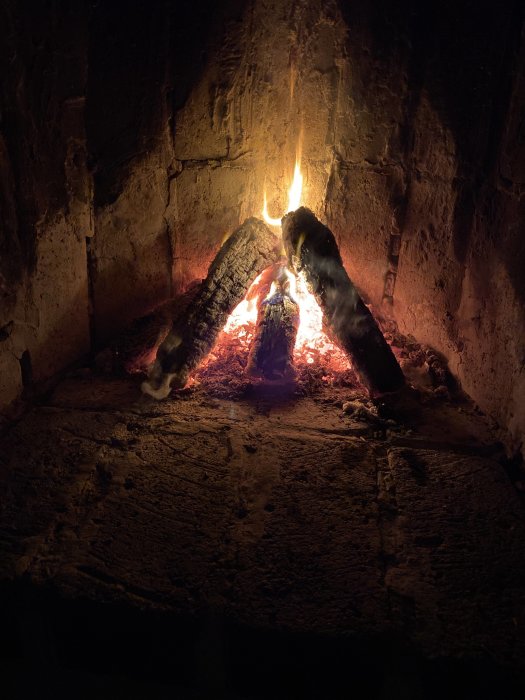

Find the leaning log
[[142, 218, 281, 398], [246, 283, 299, 381], [282, 207, 404, 393]]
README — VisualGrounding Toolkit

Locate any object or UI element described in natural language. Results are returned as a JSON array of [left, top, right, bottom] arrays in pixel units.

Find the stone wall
[[86, 0, 173, 344], [0, 0, 92, 412]]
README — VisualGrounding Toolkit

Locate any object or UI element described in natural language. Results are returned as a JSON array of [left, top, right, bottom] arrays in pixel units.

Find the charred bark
[[142, 218, 281, 398], [282, 207, 404, 393], [247, 287, 299, 380]]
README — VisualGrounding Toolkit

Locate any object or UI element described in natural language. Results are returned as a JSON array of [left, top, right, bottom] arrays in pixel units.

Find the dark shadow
[[0, 581, 523, 700], [87, 0, 249, 208], [338, 0, 525, 303]]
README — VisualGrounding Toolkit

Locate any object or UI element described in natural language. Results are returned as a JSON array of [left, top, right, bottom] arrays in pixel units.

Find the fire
[[218, 267, 351, 373], [214, 150, 351, 376], [262, 193, 282, 228], [197, 146, 351, 384], [284, 270, 351, 369], [222, 274, 261, 342], [287, 161, 303, 215]]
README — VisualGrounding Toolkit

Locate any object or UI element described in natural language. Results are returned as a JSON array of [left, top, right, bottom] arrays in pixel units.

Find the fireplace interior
[[1, 0, 525, 697]]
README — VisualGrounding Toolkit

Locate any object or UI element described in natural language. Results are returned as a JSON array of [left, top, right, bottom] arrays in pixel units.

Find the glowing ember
[[222, 277, 261, 345], [216, 267, 351, 373], [287, 271, 351, 370]]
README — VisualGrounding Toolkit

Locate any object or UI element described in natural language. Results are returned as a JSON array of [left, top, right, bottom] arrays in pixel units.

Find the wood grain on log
[[247, 287, 299, 380], [143, 218, 281, 398], [282, 207, 404, 393]]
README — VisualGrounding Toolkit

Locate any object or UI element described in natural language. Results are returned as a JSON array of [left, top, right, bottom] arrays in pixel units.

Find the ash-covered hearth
[[1, 0, 525, 697]]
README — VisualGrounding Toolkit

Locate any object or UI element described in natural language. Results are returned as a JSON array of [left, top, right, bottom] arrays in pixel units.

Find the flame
[[201, 141, 350, 382], [213, 266, 351, 375], [262, 153, 304, 226], [266, 280, 279, 299], [222, 272, 263, 341], [285, 269, 351, 369], [257, 142, 349, 372]]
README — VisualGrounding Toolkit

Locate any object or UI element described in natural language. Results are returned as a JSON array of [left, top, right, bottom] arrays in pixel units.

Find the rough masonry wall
[[86, 1, 173, 344], [390, 4, 525, 454], [0, 0, 237, 414], [0, 0, 91, 414]]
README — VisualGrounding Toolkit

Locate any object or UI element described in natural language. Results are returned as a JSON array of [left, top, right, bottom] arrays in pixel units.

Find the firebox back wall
[[1, 0, 524, 453]]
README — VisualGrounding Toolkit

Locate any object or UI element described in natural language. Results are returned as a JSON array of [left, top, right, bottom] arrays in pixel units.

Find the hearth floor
[[1, 375, 524, 697]]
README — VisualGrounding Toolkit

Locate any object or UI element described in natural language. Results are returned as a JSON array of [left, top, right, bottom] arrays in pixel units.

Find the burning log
[[282, 207, 404, 394], [142, 218, 281, 398], [246, 273, 299, 381]]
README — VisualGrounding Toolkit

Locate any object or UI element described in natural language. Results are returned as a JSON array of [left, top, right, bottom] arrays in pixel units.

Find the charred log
[[142, 218, 281, 398], [247, 282, 299, 381], [282, 207, 404, 394]]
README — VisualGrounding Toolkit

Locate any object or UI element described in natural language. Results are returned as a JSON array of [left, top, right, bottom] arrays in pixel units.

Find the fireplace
[[1, 0, 525, 695], [1, 0, 524, 454], [137, 201, 404, 400]]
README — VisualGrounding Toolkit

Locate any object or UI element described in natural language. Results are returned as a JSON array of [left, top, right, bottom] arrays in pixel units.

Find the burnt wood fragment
[[247, 284, 299, 380], [282, 207, 404, 393], [142, 218, 281, 398]]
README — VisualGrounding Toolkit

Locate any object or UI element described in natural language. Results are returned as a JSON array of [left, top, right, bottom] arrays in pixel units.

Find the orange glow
[[262, 148, 304, 227], [213, 267, 351, 374], [218, 268, 273, 352], [286, 270, 351, 370], [253, 139, 350, 373], [222, 288, 259, 344], [201, 138, 350, 380]]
